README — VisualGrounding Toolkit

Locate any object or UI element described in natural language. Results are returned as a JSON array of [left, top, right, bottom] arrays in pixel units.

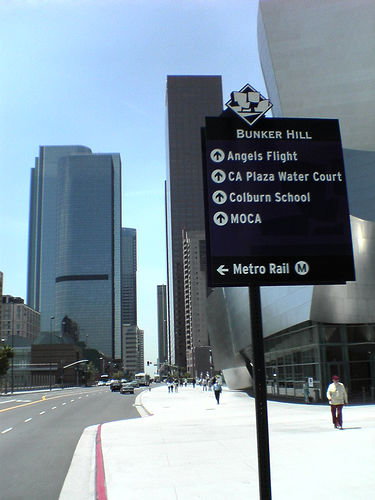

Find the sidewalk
[[60, 385, 375, 500]]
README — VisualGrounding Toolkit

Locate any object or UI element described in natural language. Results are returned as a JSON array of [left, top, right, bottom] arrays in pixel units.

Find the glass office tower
[[165, 75, 223, 368], [27, 146, 122, 359], [27, 146, 92, 315]]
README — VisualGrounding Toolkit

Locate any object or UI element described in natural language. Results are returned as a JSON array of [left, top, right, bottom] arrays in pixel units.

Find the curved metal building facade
[[207, 0, 375, 399]]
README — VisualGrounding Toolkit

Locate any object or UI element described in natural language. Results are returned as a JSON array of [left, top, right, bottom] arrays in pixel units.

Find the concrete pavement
[[60, 385, 375, 500]]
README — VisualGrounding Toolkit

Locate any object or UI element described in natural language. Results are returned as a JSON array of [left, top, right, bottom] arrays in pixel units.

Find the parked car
[[110, 380, 122, 392], [120, 383, 135, 394], [126, 380, 139, 388]]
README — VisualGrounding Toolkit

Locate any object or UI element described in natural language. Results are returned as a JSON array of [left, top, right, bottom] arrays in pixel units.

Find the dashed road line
[[1, 392, 91, 436], [1, 390, 92, 414]]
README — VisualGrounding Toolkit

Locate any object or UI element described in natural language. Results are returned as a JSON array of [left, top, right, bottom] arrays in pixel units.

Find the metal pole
[[249, 285, 272, 500]]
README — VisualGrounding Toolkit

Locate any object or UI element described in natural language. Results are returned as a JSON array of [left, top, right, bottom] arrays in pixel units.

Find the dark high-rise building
[[27, 146, 122, 359], [121, 228, 137, 327], [165, 76, 223, 367], [157, 284, 168, 369]]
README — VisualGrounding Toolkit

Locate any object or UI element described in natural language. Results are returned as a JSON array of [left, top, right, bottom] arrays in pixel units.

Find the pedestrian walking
[[192, 378, 196, 388], [213, 381, 222, 404], [202, 378, 208, 391], [326, 375, 348, 429], [303, 378, 310, 404]]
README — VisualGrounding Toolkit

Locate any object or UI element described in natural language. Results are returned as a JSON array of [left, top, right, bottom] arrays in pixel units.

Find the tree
[[0, 345, 14, 378], [86, 361, 98, 383], [112, 370, 125, 380]]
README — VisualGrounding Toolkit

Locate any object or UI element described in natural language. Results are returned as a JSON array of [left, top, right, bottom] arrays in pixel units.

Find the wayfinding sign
[[202, 115, 355, 287]]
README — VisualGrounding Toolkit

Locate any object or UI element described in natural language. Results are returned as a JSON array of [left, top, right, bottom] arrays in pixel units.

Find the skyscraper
[[165, 76, 223, 368], [182, 230, 211, 377], [157, 284, 168, 368], [121, 228, 137, 327], [27, 146, 122, 359], [123, 325, 144, 374]]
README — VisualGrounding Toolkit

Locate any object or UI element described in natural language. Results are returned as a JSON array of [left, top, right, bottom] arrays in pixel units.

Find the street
[[0, 386, 140, 500]]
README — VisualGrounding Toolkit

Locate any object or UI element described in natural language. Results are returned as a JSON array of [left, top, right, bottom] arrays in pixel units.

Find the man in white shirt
[[326, 375, 348, 429]]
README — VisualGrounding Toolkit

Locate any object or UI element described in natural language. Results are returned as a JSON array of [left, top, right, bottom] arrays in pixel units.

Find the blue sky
[[0, 0, 265, 363]]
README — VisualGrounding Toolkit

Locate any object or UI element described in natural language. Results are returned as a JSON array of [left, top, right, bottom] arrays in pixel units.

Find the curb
[[59, 390, 152, 499], [134, 389, 154, 417], [96, 424, 107, 500], [59, 424, 98, 500]]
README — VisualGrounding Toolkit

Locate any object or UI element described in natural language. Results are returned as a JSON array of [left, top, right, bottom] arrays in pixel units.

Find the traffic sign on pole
[[202, 114, 355, 287], [201, 84, 356, 500]]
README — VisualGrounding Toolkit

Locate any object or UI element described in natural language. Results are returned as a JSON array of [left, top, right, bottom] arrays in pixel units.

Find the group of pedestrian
[[165, 373, 348, 425], [166, 376, 223, 404], [167, 380, 180, 393]]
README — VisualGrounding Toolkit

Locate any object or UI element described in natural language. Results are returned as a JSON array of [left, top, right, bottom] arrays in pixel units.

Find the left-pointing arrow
[[217, 265, 229, 275]]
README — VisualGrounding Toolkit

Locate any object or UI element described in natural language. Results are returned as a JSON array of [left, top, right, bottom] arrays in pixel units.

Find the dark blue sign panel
[[202, 116, 355, 286]]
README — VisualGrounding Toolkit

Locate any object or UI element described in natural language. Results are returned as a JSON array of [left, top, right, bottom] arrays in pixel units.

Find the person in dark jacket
[[213, 381, 222, 404]]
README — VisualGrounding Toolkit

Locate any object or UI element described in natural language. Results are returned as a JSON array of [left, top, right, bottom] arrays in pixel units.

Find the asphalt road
[[0, 386, 140, 500]]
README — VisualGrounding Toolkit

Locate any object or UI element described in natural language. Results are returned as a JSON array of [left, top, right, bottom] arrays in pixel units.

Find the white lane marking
[[1, 428, 13, 434], [71, 399, 74, 402], [0, 400, 16, 405], [78, 397, 82, 399], [62, 402, 66, 405], [16, 399, 31, 403], [40, 411, 45, 415], [52, 407, 57, 410], [25, 418, 32, 423]]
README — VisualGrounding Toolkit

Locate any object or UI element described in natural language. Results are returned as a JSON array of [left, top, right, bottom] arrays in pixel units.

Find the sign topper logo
[[225, 83, 272, 126]]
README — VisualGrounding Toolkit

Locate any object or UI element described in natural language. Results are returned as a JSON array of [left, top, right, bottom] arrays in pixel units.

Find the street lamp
[[49, 316, 55, 391]]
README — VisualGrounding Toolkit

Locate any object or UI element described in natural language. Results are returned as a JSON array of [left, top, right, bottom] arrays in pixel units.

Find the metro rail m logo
[[294, 261, 310, 275]]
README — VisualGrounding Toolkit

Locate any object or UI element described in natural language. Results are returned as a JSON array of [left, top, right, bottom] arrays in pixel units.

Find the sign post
[[201, 84, 355, 500], [249, 284, 272, 500]]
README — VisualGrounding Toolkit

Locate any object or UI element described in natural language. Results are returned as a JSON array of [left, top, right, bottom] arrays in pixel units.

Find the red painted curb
[[96, 424, 107, 500]]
